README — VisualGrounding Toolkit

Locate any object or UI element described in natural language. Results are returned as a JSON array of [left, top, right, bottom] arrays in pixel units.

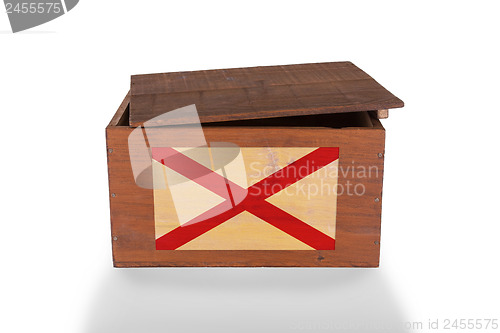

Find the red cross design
[[152, 147, 339, 250]]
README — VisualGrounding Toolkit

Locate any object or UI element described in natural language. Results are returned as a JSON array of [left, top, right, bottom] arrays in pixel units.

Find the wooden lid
[[129, 61, 403, 127]]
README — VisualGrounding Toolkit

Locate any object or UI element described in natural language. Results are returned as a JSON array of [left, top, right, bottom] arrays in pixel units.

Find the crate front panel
[[106, 126, 385, 267]]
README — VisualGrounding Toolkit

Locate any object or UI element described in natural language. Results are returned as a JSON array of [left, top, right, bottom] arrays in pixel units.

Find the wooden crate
[[106, 62, 403, 267]]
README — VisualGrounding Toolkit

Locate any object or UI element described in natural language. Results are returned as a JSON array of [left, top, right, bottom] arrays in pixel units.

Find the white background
[[1, 1, 499, 332]]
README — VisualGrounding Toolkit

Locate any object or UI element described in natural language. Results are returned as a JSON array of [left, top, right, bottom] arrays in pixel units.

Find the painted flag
[[152, 146, 339, 250]]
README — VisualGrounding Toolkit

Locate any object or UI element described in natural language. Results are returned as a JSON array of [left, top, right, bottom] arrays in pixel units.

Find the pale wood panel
[[153, 148, 337, 250], [267, 159, 338, 239], [178, 211, 313, 250]]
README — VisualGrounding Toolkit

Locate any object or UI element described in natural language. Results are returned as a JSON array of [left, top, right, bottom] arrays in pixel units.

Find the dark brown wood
[[107, 99, 386, 267], [129, 62, 403, 126], [108, 91, 130, 127]]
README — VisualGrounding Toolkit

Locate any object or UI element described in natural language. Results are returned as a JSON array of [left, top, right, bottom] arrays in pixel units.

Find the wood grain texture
[[106, 100, 386, 267], [129, 62, 403, 126], [108, 91, 130, 127], [153, 148, 338, 250], [376, 109, 389, 119]]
